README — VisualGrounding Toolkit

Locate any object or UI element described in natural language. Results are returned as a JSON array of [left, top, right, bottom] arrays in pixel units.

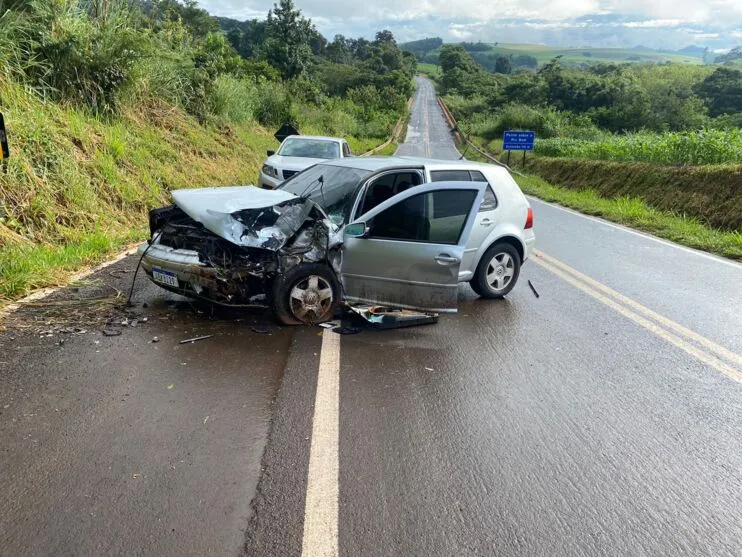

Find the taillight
[[525, 207, 534, 229]]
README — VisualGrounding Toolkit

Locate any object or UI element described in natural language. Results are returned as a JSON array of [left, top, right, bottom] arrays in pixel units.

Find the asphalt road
[[3, 75, 742, 556]]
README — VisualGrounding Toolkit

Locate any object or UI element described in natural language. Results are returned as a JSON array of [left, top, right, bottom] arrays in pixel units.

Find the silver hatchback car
[[137, 156, 535, 325]]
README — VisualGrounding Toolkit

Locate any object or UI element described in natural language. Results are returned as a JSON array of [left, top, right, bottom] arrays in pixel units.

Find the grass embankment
[[0, 82, 399, 302], [461, 138, 742, 260]]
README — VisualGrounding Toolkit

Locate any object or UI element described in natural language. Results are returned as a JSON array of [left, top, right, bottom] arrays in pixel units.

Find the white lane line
[[302, 331, 341, 557], [528, 196, 742, 269]]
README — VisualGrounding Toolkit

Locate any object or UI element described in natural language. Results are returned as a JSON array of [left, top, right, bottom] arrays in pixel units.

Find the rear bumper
[[523, 231, 535, 261]]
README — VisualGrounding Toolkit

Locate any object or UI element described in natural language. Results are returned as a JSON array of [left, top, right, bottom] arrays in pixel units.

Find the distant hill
[[677, 45, 706, 57], [404, 39, 704, 68]]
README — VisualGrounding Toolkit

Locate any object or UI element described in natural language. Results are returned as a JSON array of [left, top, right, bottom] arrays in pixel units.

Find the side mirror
[[267, 150, 275, 157], [345, 222, 368, 238]]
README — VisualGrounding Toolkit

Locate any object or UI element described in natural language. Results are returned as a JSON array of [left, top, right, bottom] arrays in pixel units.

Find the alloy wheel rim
[[486, 252, 515, 292], [289, 275, 334, 323]]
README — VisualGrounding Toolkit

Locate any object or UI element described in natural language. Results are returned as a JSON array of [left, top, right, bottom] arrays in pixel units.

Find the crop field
[[534, 129, 742, 166]]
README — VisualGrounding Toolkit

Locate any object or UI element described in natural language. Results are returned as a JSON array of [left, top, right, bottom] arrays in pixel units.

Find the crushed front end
[[137, 189, 336, 307]]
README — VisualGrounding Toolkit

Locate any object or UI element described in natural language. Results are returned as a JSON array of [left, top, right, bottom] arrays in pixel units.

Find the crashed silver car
[[137, 157, 535, 325]]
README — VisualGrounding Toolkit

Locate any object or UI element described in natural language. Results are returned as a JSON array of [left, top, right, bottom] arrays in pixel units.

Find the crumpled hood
[[265, 154, 328, 172], [171, 186, 319, 251]]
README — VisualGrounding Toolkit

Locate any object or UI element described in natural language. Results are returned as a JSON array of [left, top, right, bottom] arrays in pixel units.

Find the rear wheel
[[470, 243, 521, 299], [272, 263, 341, 325]]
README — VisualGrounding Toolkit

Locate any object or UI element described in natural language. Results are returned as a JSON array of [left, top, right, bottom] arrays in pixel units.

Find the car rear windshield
[[277, 138, 340, 159], [278, 164, 372, 225]]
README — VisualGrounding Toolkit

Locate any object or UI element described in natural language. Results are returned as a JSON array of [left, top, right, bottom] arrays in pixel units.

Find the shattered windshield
[[278, 164, 372, 225], [277, 138, 340, 159]]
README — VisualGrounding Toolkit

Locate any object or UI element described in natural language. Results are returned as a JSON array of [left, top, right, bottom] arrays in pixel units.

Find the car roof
[[317, 155, 513, 177], [283, 135, 345, 143]]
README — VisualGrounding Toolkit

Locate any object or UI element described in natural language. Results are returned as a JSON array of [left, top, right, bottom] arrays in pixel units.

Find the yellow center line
[[534, 250, 742, 370], [533, 254, 742, 385]]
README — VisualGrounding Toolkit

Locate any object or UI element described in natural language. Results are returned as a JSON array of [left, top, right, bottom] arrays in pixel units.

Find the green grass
[[516, 174, 742, 260]]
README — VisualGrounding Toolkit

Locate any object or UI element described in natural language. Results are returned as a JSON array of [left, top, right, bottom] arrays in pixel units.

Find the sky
[[199, 0, 742, 51]]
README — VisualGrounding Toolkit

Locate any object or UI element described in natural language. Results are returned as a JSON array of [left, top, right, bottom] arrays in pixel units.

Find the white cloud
[[198, 0, 742, 48]]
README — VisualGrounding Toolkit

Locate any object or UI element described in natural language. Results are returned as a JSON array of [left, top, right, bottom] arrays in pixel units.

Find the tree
[[695, 67, 742, 116], [494, 55, 512, 74], [374, 30, 396, 45], [263, 0, 314, 79]]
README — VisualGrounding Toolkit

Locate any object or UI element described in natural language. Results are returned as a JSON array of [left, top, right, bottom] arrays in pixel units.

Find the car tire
[[470, 242, 521, 299], [272, 263, 341, 325]]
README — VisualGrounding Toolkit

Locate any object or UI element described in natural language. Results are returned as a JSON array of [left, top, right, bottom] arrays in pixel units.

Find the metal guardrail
[[435, 97, 523, 176]]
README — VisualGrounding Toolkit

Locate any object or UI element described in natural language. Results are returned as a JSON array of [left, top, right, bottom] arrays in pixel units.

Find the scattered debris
[[251, 326, 271, 335], [151, 336, 160, 343], [102, 329, 122, 337], [332, 326, 361, 335], [167, 384, 174, 390], [203, 416, 209, 424], [424, 367, 434, 371], [348, 305, 438, 329], [528, 280, 540, 298], [179, 334, 213, 344], [317, 322, 337, 329]]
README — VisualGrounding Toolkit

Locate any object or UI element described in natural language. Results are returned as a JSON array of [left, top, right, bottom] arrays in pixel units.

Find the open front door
[[341, 182, 487, 312]]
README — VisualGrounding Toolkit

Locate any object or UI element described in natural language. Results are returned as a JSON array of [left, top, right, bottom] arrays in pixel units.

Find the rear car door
[[430, 169, 499, 275], [341, 182, 487, 312]]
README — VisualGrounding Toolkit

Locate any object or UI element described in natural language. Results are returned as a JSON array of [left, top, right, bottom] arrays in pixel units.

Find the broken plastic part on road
[[348, 305, 439, 329]]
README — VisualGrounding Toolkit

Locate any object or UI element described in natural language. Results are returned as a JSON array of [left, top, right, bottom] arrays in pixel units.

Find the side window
[[343, 142, 351, 157], [478, 186, 498, 212], [430, 170, 471, 182], [469, 170, 488, 182], [358, 171, 422, 216], [368, 189, 477, 245]]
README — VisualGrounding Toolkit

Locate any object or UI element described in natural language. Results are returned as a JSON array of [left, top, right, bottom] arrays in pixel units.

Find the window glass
[[343, 143, 351, 157], [430, 170, 471, 182], [359, 172, 422, 215], [469, 170, 488, 182], [277, 138, 340, 159], [278, 164, 372, 224], [478, 186, 498, 212], [369, 189, 477, 245]]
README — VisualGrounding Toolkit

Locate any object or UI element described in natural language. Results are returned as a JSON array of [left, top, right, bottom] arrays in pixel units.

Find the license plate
[[152, 267, 179, 288]]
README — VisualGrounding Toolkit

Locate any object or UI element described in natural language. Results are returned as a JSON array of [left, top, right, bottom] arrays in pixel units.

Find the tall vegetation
[[436, 50, 742, 165]]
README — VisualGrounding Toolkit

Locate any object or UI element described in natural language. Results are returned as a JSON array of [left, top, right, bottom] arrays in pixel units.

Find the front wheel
[[272, 263, 341, 325], [470, 243, 521, 299]]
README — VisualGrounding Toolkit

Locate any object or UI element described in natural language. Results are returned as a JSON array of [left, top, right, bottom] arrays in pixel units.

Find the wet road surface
[[245, 76, 742, 556], [0, 264, 292, 556], [2, 76, 742, 556]]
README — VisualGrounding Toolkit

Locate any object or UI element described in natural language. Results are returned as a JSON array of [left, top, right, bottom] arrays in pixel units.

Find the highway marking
[[535, 250, 742, 369], [533, 253, 742, 384], [301, 330, 340, 557], [528, 197, 742, 269]]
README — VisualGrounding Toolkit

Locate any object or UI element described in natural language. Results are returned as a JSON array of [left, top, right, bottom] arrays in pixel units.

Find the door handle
[[480, 219, 494, 226], [434, 254, 460, 265]]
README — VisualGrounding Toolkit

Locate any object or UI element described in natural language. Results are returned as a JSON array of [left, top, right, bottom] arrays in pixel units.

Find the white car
[[259, 135, 352, 189], [138, 156, 535, 325]]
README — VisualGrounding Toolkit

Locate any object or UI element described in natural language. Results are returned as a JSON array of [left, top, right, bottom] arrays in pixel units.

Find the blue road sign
[[503, 131, 535, 151]]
